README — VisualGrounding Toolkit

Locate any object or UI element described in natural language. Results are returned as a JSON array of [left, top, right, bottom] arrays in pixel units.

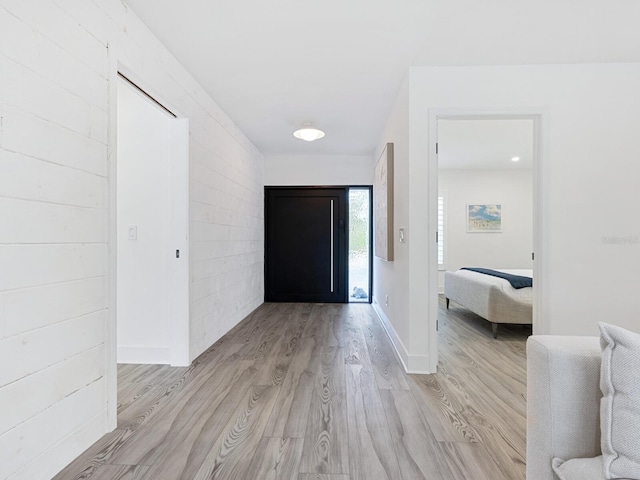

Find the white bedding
[[444, 268, 533, 331]]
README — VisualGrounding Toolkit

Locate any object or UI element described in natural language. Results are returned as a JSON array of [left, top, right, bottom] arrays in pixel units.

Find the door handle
[[330, 199, 334, 293]]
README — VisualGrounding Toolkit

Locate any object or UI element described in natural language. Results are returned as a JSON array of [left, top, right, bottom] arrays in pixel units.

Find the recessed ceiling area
[[122, 0, 640, 156], [438, 119, 534, 170]]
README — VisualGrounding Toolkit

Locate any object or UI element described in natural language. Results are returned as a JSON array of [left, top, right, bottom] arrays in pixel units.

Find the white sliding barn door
[[116, 77, 189, 366]]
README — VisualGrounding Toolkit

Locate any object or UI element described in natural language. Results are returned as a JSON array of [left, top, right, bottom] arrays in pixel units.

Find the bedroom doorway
[[433, 115, 540, 345]]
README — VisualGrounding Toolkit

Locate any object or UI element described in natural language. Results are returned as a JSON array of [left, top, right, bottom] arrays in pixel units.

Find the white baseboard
[[9, 411, 107, 480], [117, 345, 171, 365], [371, 302, 433, 374]]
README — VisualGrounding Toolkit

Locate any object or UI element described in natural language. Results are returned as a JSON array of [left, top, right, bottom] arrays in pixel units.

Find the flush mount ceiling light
[[511, 156, 521, 162], [293, 124, 325, 142]]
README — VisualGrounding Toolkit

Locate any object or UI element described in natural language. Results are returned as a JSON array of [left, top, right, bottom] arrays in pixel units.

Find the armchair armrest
[[526, 336, 602, 480]]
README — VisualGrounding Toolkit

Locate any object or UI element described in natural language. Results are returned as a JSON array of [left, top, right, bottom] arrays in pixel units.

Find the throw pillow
[[599, 322, 640, 479], [552, 456, 604, 480]]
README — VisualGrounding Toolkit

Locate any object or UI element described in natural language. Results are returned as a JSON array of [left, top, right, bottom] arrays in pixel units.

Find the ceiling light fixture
[[511, 156, 520, 162], [293, 123, 325, 142]]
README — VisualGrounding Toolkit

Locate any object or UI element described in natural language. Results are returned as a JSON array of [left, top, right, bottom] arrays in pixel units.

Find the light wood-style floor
[[55, 297, 531, 480]]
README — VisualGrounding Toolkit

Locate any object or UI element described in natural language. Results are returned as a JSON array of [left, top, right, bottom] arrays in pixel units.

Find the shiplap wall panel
[[7, 413, 106, 480], [0, 152, 107, 209], [1, 277, 106, 338], [0, 379, 105, 480], [0, 345, 104, 435], [0, 311, 105, 388], [1, 0, 107, 75], [0, 0, 264, 478], [0, 8, 108, 106], [2, 107, 108, 177], [0, 57, 107, 144], [51, 0, 113, 45], [0, 244, 106, 291], [0, 198, 106, 244]]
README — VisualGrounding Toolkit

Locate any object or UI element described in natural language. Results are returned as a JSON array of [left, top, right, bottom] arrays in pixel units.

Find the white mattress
[[444, 268, 533, 325], [459, 268, 532, 303]]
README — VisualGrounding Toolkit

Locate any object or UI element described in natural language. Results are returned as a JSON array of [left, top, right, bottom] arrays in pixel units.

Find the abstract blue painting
[[467, 204, 502, 232]]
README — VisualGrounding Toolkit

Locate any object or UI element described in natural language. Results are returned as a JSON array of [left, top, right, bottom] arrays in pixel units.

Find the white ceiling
[[123, 0, 640, 156], [438, 119, 534, 170]]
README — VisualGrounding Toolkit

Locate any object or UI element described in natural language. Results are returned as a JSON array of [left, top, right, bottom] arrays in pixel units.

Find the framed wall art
[[374, 143, 394, 260], [467, 204, 502, 232]]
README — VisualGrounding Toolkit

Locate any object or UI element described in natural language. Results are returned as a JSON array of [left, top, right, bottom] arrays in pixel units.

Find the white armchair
[[526, 336, 602, 480]]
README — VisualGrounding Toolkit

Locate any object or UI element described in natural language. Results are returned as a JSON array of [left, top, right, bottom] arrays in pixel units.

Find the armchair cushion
[[526, 336, 602, 480], [552, 456, 603, 480], [599, 322, 640, 479]]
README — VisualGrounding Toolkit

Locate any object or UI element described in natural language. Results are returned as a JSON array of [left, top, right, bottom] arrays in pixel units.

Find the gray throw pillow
[[599, 322, 640, 479], [552, 456, 604, 480]]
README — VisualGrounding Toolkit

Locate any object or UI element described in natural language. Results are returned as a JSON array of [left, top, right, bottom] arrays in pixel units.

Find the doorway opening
[[429, 113, 542, 369], [348, 187, 372, 303]]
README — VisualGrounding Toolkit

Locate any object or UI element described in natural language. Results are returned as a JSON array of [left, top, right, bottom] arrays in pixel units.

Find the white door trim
[[427, 108, 550, 371], [106, 45, 191, 429], [169, 118, 190, 367], [106, 43, 117, 431]]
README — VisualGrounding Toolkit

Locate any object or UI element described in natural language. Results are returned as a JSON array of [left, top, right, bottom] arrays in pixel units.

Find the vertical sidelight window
[[348, 188, 372, 303]]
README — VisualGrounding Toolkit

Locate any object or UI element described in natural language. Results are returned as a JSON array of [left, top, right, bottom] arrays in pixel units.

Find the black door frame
[[264, 185, 374, 304]]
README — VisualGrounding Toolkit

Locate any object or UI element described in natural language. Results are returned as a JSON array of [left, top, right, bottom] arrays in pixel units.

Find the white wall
[[0, 1, 263, 478], [438, 169, 533, 291], [374, 63, 640, 375], [371, 77, 417, 371], [116, 79, 173, 364], [264, 154, 373, 186], [407, 64, 640, 355]]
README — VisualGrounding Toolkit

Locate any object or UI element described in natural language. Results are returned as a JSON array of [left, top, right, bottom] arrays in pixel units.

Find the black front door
[[265, 187, 347, 302]]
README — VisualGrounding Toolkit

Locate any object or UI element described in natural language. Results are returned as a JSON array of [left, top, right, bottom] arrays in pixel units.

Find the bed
[[444, 268, 533, 338]]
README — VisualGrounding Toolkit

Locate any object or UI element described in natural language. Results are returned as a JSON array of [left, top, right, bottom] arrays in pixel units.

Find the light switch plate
[[128, 226, 137, 240], [399, 228, 405, 243]]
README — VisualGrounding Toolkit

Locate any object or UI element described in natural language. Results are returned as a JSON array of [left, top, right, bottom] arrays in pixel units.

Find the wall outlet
[[385, 294, 389, 306]]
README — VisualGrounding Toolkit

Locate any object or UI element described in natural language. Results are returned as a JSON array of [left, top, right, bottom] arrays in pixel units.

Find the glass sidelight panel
[[348, 188, 371, 303]]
